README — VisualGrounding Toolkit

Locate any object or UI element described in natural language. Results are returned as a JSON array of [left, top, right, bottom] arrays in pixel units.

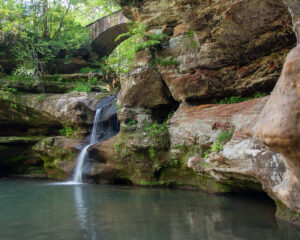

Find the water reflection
[[74, 185, 97, 240], [0, 180, 299, 240]]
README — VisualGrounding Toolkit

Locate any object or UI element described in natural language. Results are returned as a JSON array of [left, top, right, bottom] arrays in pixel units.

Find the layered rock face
[[0, 91, 105, 177], [120, 0, 296, 102], [114, 0, 300, 225]]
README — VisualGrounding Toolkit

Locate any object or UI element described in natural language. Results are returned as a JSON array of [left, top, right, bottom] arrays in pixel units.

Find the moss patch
[[275, 200, 300, 226]]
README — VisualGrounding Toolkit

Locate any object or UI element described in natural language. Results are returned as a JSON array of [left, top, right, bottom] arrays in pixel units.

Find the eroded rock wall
[[120, 0, 296, 102], [0, 91, 106, 177], [114, 0, 300, 225]]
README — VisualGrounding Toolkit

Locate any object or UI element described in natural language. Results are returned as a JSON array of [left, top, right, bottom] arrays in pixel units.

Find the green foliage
[[116, 21, 168, 52], [0, 0, 91, 75], [126, 119, 137, 126], [143, 120, 168, 140], [215, 92, 268, 104], [107, 36, 137, 75], [72, 82, 92, 93], [2, 86, 18, 94], [211, 142, 223, 152], [143, 116, 172, 160], [149, 146, 156, 159], [152, 57, 179, 67], [183, 29, 198, 50], [185, 29, 195, 38], [59, 126, 77, 138], [74, 0, 120, 25], [109, 21, 169, 75], [24, 166, 46, 175], [217, 130, 234, 143], [115, 102, 121, 111], [79, 67, 101, 73], [71, 77, 99, 93], [53, 74, 63, 83], [9, 65, 36, 82], [253, 92, 267, 98], [203, 130, 234, 159], [41, 137, 47, 145], [37, 95, 46, 102]]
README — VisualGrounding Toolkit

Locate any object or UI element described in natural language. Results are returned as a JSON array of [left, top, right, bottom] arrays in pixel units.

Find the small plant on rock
[[152, 57, 179, 67], [217, 130, 234, 143], [203, 130, 234, 159], [79, 67, 101, 74], [59, 126, 77, 138]]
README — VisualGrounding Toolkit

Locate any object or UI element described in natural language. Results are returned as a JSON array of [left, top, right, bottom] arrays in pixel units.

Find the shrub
[[211, 142, 223, 152], [59, 126, 77, 138], [217, 130, 234, 143], [79, 67, 101, 74], [37, 95, 45, 102], [71, 77, 99, 93], [10, 65, 36, 82], [152, 57, 179, 67], [215, 92, 268, 104], [203, 131, 234, 159]]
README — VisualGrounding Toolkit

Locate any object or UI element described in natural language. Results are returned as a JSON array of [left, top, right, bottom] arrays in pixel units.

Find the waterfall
[[72, 108, 102, 183]]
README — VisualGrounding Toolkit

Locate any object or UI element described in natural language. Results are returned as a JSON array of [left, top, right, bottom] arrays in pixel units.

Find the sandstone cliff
[[112, 0, 300, 225]]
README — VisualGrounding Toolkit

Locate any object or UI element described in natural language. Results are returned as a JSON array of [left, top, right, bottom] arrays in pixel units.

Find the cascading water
[[72, 108, 103, 183], [66, 95, 120, 184]]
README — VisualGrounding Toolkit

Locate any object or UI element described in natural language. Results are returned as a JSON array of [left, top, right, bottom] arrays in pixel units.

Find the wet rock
[[81, 136, 119, 184], [33, 136, 81, 180], [0, 136, 44, 177]]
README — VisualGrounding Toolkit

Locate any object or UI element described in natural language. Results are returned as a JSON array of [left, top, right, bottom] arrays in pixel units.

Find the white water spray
[[72, 108, 103, 183]]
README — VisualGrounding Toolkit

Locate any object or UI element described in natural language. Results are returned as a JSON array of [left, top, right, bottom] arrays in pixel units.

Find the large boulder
[[118, 51, 173, 108], [255, 45, 300, 219], [81, 136, 120, 184]]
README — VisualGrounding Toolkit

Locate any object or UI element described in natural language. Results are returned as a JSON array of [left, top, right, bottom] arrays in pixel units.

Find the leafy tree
[[74, 0, 120, 25], [0, 0, 113, 76]]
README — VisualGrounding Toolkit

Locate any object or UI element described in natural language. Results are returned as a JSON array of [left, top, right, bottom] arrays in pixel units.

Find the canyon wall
[[112, 0, 300, 225]]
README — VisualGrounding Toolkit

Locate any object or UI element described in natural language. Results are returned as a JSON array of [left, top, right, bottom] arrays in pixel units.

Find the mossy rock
[[159, 167, 232, 192], [275, 200, 300, 226], [33, 136, 81, 180]]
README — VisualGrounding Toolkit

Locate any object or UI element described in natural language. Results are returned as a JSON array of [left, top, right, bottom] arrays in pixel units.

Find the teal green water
[[0, 179, 299, 240]]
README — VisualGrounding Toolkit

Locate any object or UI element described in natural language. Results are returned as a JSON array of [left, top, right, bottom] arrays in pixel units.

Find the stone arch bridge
[[86, 11, 129, 58]]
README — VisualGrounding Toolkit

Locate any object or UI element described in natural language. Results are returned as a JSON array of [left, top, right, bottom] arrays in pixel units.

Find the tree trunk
[[43, 0, 49, 38]]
